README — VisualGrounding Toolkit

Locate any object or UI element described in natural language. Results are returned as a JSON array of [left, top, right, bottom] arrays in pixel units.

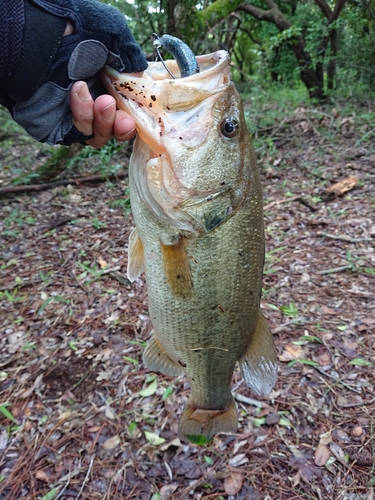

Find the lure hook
[[153, 33, 176, 79]]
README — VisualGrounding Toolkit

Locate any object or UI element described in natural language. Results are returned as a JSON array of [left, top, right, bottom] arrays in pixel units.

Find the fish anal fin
[[161, 238, 193, 300], [178, 397, 237, 443], [127, 228, 145, 282], [143, 335, 183, 376], [240, 310, 278, 396]]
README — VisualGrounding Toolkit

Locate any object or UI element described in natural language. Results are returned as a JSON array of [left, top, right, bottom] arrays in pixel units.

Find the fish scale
[[102, 48, 278, 442]]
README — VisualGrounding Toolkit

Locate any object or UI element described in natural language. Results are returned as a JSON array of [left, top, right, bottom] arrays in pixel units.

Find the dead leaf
[[35, 470, 50, 482], [352, 426, 363, 437], [101, 435, 121, 450], [98, 257, 108, 269], [325, 176, 358, 196], [319, 432, 332, 446], [7, 331, 25, 354], [224, 472, 244, 495], [18, 374, 44, 398], [329, 442, 348, 466], [362, 318, 375, 326], [321, 306, 337, 315], [160, 483, 178, 498], [314, 444, 331, 466], [318, 351, 331, 366], [279, 343, 305, 362], [332, 429, 351, 443], [228, 453, 249, 467]]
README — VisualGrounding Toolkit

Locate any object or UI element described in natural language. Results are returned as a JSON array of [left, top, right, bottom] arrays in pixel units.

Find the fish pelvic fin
[[160, 238, 193, 300], [143, 334, 184, 376], [240, 310, 278, 396], [178, 397, 238, 443], [127, 228, 145, 282]]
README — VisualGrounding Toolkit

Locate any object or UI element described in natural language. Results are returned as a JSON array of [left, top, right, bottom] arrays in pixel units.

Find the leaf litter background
[[0, 96, 374, 500]]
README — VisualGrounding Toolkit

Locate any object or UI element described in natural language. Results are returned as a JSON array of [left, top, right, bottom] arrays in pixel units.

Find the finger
[[85, 95, 116, 148], [71, 81, 94, 137], [113, 110, 136, 141]]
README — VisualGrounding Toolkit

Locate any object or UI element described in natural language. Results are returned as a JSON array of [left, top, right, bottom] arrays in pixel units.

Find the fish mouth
[[101, 51, 230, 148], [101, 51, 233, 235]]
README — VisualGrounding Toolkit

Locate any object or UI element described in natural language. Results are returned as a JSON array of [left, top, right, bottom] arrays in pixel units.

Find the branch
[[330, 0, 347, 23], [313, 0, 332, 19], [237, 2, 291, 30], [0, 172, 126, 195], [314, 0, 347, 23]]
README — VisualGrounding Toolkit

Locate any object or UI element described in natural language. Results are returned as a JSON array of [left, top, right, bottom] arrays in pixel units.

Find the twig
[[317, 231, 373, 243], [317, 265, 352, 275], [264, 195, 301, 210], [232, 392, 264, 408], [76, 455, 95, 500], [0, 172, 126, 194], [54, 466, 72, 500]]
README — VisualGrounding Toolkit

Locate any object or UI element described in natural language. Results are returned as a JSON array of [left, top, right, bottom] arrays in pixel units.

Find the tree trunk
[[237, 2, 325, 98]]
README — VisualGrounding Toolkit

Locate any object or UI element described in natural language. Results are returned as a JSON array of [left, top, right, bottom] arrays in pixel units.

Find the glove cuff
[[8, 0, 66, 102]]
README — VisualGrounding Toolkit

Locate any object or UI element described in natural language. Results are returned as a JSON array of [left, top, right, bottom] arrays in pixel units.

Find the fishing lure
[[153, 34, 200, 79]]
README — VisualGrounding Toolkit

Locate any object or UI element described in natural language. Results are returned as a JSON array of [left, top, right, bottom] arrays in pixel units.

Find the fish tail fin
[[239, 309, 278, 396], [178, 397, 237, 443], [143, 334, 184, 376]]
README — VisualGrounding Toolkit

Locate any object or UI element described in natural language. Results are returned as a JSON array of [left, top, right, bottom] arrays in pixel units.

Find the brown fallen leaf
[[325, 175, 358, 196], [352, 425, 363, 437], [101, 434, 121, 450], [35, 470, 50, 482], [329, 442, 348, 466], [224, 472, 244, 496], [279, 343, 305, 362], [314, 443, 331, 466], [321, 306, 337, 315], [319, 432, 332, 446]]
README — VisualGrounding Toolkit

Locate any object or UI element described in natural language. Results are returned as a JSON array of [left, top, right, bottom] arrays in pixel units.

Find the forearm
[[0, 0, 25, 107]]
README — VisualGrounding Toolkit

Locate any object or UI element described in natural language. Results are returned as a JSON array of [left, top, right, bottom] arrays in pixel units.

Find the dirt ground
[[0, 98, 374, 500]]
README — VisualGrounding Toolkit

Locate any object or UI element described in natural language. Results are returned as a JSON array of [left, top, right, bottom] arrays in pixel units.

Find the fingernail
[[76, 82, 92, 102], [119, 127, 136, 141], [101, 102, 116, 123]]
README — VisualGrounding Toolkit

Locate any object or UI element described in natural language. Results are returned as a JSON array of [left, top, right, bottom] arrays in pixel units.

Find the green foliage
[[185, 434, 211, 446]]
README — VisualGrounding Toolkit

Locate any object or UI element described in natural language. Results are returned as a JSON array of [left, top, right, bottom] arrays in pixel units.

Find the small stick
[[232, 392, 264, 408], [317, 265, 352, 275], [317, 231, 373, 243], [76, 455, 95, 500], [0, 172, 126, 194]]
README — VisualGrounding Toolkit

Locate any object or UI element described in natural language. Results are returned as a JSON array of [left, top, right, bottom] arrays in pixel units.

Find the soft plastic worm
[[154, 34, 200, 78]]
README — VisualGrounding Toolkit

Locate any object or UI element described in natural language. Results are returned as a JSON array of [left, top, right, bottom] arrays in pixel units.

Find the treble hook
[[153, 33, 176, 79]]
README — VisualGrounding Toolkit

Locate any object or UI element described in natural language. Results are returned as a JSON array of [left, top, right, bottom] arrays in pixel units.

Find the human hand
[[71, 81, 136, 148], [5, 0, 147, 146]]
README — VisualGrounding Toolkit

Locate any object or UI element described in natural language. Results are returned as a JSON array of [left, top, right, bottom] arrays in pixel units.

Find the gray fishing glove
[[4, 0, 147, 145]]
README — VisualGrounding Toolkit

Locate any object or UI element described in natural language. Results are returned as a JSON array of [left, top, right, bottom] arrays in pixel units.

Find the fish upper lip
[[100, 50, 231, 153]]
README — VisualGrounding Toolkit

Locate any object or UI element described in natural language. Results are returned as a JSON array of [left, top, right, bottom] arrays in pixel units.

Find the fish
[[101, 42, 278, 442]]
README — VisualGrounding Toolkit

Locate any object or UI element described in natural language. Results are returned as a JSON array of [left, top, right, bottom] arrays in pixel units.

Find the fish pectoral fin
[[127, 228, 145, 282], [178, 397, 237, 443], [143, 335, 184, 376], [239, 310, 278, 396], [161, 238, 193, 300]]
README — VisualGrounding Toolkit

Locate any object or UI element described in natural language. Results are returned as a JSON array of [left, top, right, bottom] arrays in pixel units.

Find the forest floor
[[0, 92, 374, 500]]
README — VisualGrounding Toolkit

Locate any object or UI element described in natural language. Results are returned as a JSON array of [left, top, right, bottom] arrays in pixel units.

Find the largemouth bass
[[102, 48, 278, 442]]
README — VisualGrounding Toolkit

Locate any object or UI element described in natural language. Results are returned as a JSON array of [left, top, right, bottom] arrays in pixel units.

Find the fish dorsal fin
[[127, 228, 145, 282], [143, 334, 184, 376], [160, 238, 193, 300], [239, 310, 278, 396]]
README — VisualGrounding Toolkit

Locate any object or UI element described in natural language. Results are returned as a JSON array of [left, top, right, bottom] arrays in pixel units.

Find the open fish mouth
[[101, 50, 239, 235], [101, 51, 231, 148]]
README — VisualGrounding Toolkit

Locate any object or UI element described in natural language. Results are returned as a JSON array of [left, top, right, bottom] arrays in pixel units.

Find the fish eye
[[220, 117, 239, 138]]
